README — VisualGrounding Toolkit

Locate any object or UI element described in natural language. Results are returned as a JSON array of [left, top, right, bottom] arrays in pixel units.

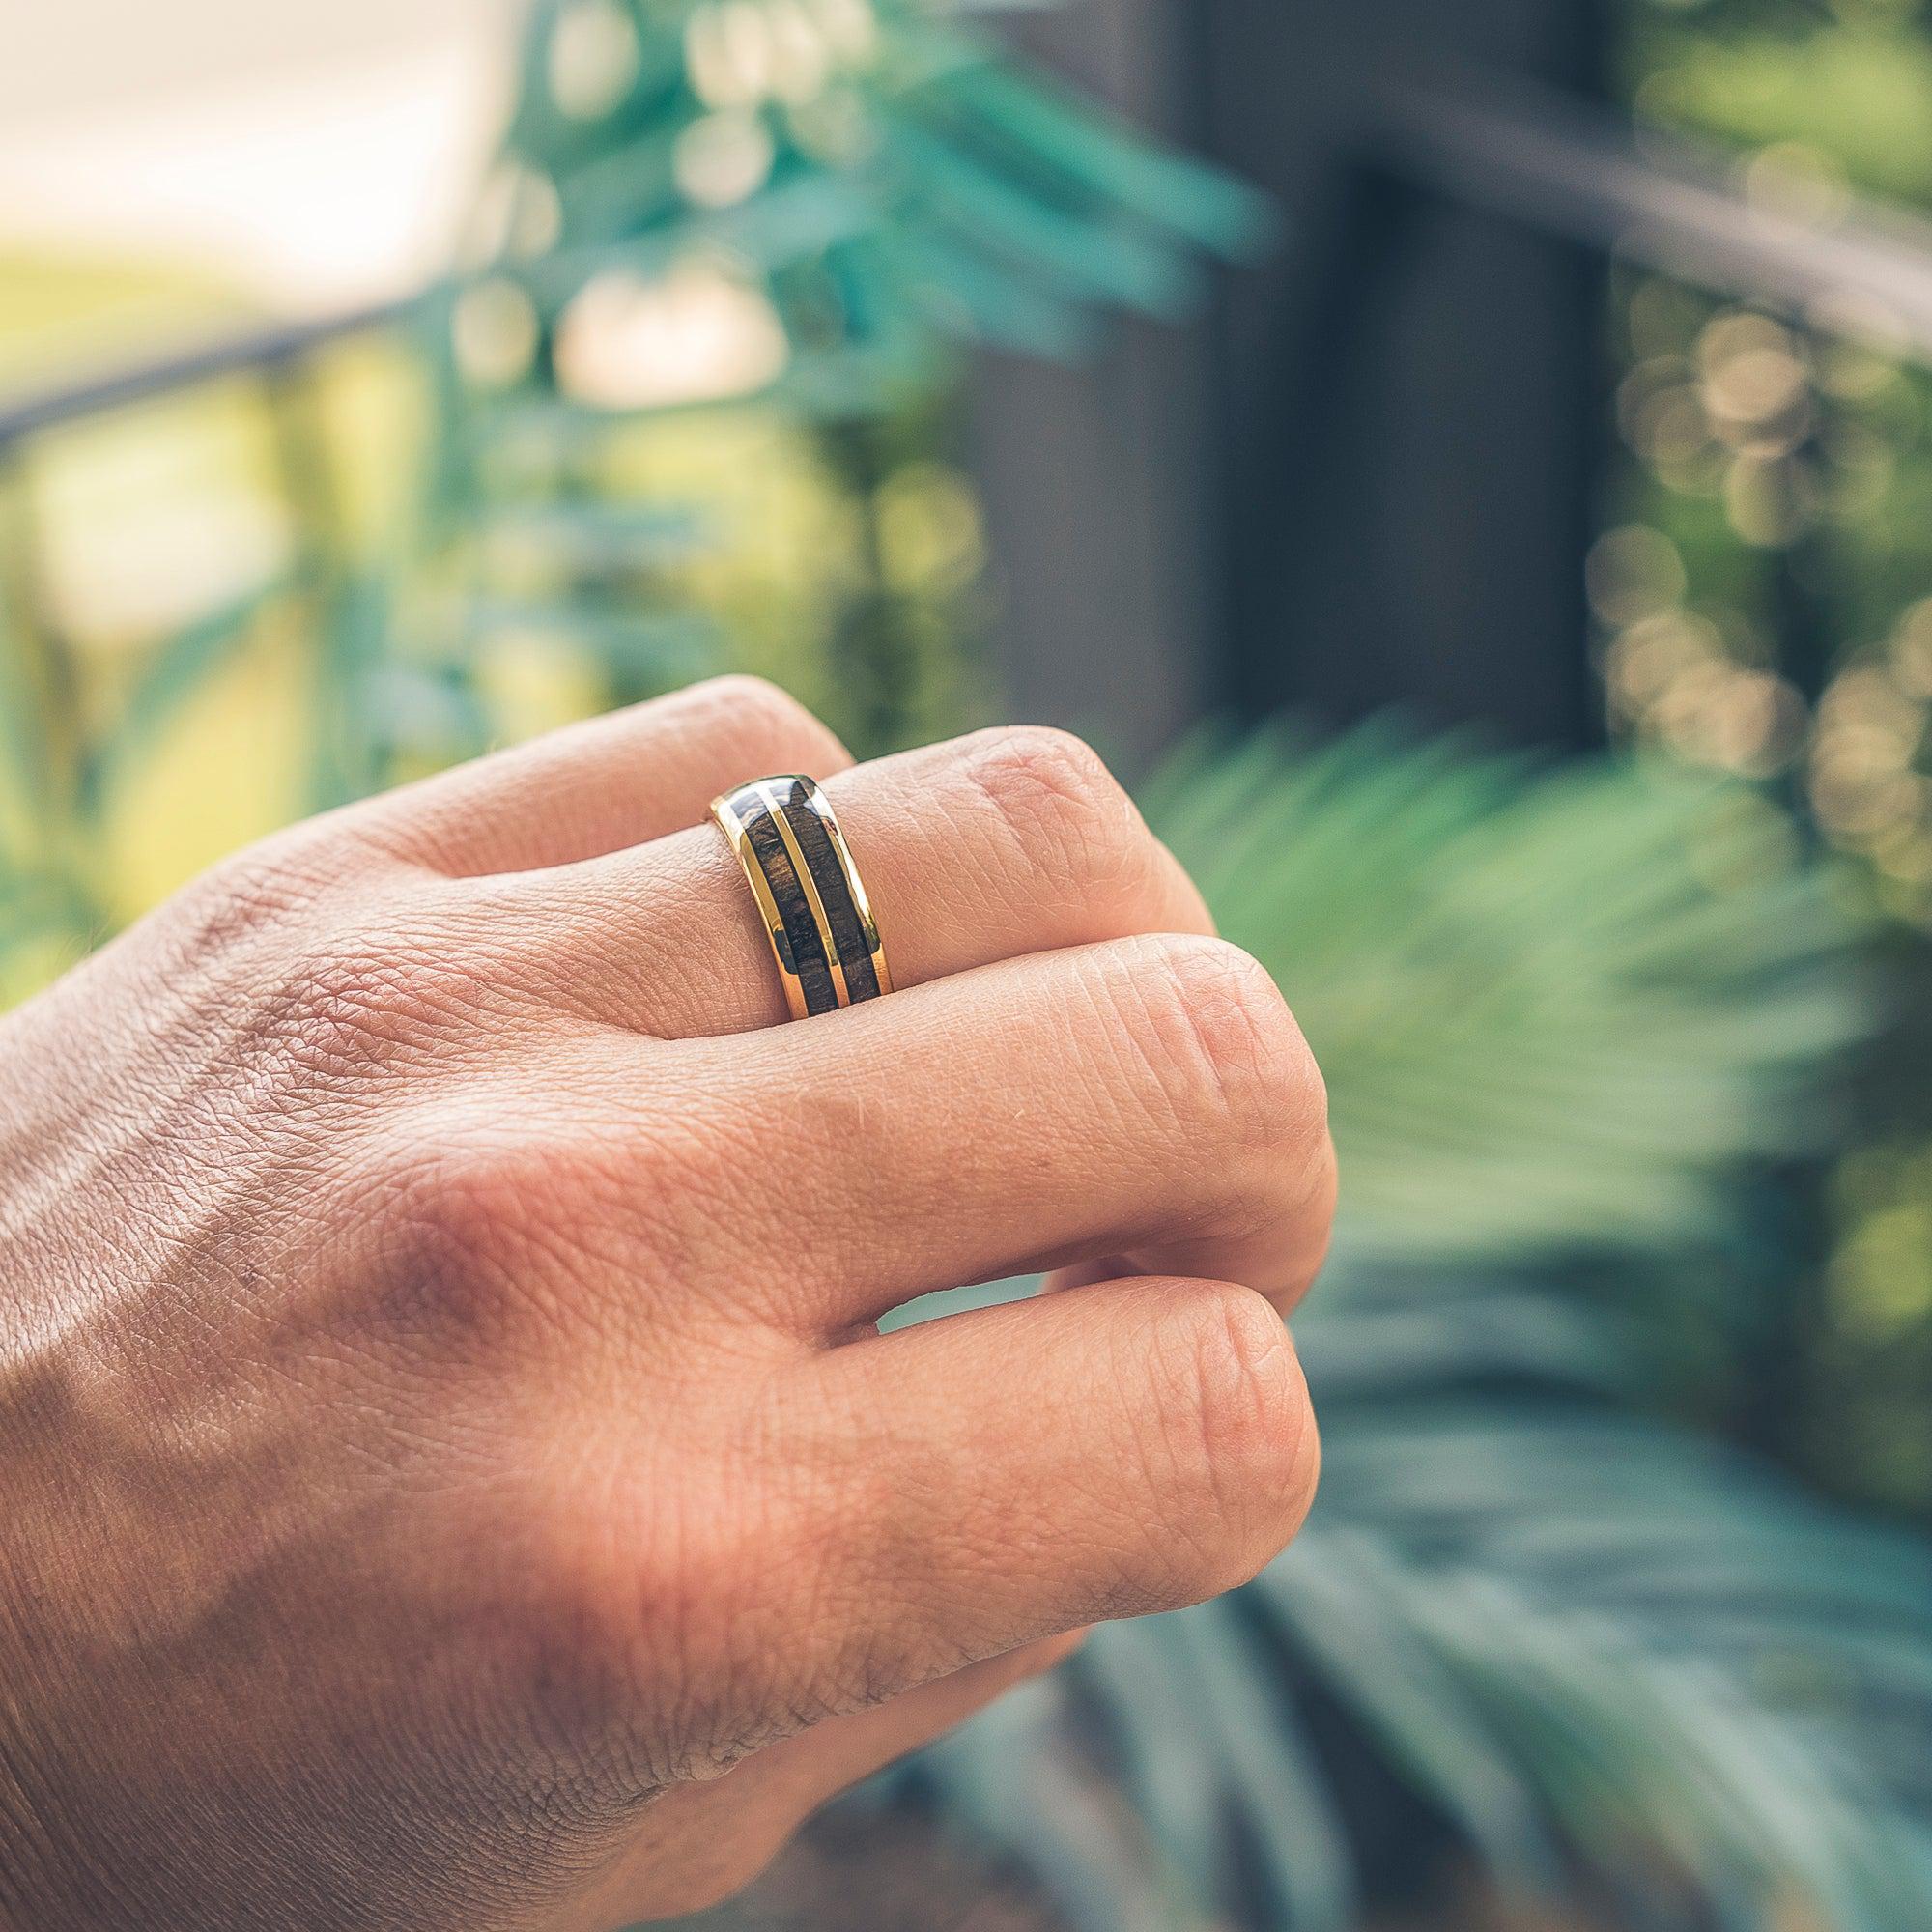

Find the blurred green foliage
[[1636, 11, 1932, 202]]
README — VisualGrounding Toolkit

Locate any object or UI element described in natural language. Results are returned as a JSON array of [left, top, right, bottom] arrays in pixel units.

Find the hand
[[0, 679, 1333, 1932]]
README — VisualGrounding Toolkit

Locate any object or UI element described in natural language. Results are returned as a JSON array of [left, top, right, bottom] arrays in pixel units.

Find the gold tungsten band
[[710, 775, 895, 1022]]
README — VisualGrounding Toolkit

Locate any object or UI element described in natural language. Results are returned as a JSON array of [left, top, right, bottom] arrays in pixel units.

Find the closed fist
[[0, 680, 1331, 1931]]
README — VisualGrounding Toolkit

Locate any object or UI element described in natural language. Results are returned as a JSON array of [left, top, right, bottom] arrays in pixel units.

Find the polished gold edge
[[805, 790, 894, 997], [709, 792, 810, 1022], [711, 776, 894, 1014], [756, 781, 851, 1009]]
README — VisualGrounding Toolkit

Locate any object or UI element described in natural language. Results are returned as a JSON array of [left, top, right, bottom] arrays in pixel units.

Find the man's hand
[[0, 680, 1333, 1931]]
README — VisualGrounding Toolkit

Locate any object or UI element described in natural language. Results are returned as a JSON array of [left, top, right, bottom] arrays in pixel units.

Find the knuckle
[[171, 812, 390, 967], [1122, 935, 1323, 1151], [765, 1458, 952, 1720], [655, 1500, 842, 1757], [959, 724, 1144, 893], [1150, 1280, 1317, 1598], [249, 904, 493, 1091], [441, 1477, 669, 1786], [164, 843, 323, 972], [687, 674, 846, 774], [501, 1466, 789, 1781], [358, 1126, 569, 1355], [353, 1089, 723, 1367]]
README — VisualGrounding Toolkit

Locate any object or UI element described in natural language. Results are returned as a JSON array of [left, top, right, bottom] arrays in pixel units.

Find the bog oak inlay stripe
[[739, 801, 839, 1017], [757, 782, 850, 1009], [777, 784, 882, 1002]]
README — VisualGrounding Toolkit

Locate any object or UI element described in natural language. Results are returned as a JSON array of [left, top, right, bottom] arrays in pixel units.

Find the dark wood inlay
[[778, 783, 882, 1003], [742, 800, 840, 1016]]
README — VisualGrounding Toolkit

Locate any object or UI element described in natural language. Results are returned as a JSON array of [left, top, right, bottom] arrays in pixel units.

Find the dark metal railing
[[1377, 65, 1932, 365], [12, 68, 1930, 448], [0, 298, 412, 452]]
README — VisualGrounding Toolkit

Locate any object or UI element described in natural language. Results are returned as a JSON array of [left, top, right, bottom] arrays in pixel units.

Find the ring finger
[[486, 724, 1214, 1038]]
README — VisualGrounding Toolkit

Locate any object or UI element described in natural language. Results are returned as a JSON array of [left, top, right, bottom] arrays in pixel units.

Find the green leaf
[[78, 575, 295, 816], [1147, 725, 1870, 1262]]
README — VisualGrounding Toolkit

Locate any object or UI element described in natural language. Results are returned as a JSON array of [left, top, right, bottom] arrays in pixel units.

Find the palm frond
[[1147, 723, 1869, 1264]]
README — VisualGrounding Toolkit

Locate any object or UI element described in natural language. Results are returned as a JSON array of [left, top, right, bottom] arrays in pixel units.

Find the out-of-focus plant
[[0, 0, 1264, 1001], [878, 726, 1932, 1932], [1603, 0, 1932, 1534], [459, 0, 1266, 751]]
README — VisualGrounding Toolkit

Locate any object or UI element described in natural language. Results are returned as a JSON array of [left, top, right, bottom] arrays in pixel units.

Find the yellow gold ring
[[710, 776, 895, 1022]]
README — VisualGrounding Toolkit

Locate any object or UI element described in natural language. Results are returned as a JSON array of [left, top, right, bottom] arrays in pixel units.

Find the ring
[[710, 776, 895, 1022]]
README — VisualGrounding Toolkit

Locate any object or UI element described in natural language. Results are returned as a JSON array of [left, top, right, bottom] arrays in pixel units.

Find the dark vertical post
[[965, 0, 1220, 777], [970, 0, 1618, 759], [1200, 0, 1614, 748]]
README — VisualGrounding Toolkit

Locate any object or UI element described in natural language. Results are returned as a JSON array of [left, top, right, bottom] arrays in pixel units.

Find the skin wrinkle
[[988, 730, 1164, 897], [0, 688, 1329, 1932]]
